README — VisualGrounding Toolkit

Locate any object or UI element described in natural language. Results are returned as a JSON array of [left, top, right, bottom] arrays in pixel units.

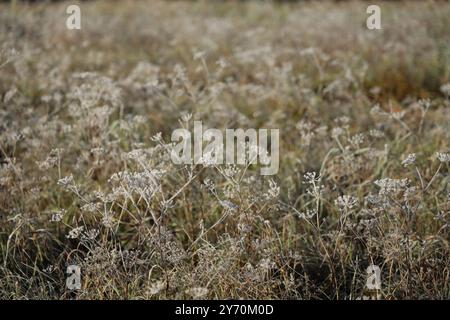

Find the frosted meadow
[[0, 1, 449, 299]]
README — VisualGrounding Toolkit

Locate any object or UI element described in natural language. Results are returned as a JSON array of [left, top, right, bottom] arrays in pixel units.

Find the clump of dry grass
[[0, 0, 449, 299]]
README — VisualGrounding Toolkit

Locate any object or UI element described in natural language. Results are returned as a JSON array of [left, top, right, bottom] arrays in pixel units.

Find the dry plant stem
[[424, 164, 442, 192]]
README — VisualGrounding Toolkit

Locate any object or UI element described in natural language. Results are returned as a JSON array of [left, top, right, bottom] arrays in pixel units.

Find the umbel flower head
[[436, 152, 450, 163], [335, 195, 358, 210], [402, 153, 416, 167]]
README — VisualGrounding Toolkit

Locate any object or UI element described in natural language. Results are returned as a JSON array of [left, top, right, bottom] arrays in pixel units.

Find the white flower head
[[193, 51, 206, 61], [51, 213, 63, 222], [67, 226, 84, 239], [151, 132, 162, 142], [436, 152, 450, 163], [440, 83, 450, 96], [216, 58, 228, 68], [331, 127, 344, 139], [180, 112, 192, 122], [51, 209, 66, 222], [102, 214, 114, 228], [266, 179, 280, 199], [303, 171, 319, 184], [82, 229, 99, 241], [369, 129, 385, 138], [58, 175, 74, 187], [335, 195, 358, 210], [374, 178, 409, 195], [199, 150, 216, 167], [402, 153, 416, 167], [297, 209, 317, 220]]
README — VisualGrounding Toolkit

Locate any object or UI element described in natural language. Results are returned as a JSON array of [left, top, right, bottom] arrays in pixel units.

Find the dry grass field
[[0, 0, 449, 299]]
